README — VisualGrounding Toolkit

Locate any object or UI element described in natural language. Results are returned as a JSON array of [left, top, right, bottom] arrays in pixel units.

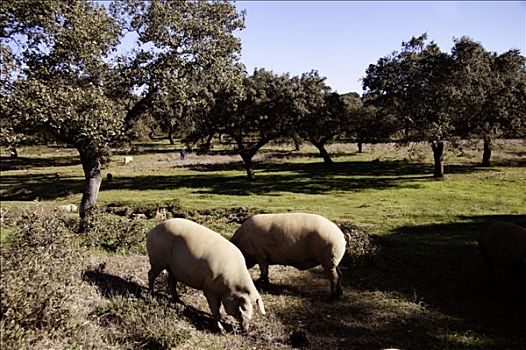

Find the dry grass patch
[[0, 210, 102, 349], [1, 209, 520, 349]]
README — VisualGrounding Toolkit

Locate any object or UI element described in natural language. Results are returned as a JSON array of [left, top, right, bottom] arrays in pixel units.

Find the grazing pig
[[478, 222, 526, 283], [147, 218, 265, 332], [231, 213, 346, 299]]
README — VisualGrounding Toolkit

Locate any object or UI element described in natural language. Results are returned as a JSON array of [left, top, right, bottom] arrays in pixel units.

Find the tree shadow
[[101, 159, 513, 197], [492, 158, 526, 167], [347, 214, 526, 347], [1, 158, 520, 202], [104, 162, 430, 196], [1, 161, 430, 201], [1, 173, 82, 201], [189, 158, 496, 177], [0, 155, 81, 171], [268, 214, 526, 349], [272, 296, 479, 349]]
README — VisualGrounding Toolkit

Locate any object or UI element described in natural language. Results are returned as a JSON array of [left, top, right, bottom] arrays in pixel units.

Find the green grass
[[1, 139, 525, 349], [3, 142, 524, 234]]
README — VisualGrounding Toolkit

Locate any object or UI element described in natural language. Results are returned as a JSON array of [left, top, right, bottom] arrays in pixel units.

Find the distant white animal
[[55, 204, 78, 213], [0, 207, 7, 223], [147, 218, 266, 332], [124, 156, 133, 165], [231, 213, 347, 299]]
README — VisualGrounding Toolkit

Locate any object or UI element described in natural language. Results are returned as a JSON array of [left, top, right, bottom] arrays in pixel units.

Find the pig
[[147, 218, 265, 332]]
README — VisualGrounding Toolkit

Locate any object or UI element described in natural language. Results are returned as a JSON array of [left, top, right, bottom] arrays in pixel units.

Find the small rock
[[290, 328, 309, 348]]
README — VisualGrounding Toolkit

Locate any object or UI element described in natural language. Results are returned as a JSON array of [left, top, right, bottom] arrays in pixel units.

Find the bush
[[188, 207, 266, 236], [336, 220, 379, 266], [104, 200, 187, 220], [80, 205, 261, 253], [192, 207, 265, 225], [0, 209, 85, 348], [81, 208, 154, 254]]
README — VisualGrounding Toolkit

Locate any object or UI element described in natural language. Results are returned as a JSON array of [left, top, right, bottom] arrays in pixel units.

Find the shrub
[[80, 205, 261, 253], [81, 208, 154, 254], [188, 207, 266, 236], [193, 207, 265, 225], [0, 209, 85, 348], [105, 200, 187, 220], [336, 220, 379, 266]]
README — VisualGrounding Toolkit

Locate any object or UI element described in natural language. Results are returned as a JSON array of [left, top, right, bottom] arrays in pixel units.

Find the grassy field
[[1, 139, 525, 349]]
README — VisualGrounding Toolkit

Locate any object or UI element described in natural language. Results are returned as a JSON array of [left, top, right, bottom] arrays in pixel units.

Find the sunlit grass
[[2, 141, 525, 235]]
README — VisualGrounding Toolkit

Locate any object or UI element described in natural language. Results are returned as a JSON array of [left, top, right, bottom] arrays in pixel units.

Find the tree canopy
[[363, 34, 455, 177], [1, 0, 245, 217], [451, 37, 526, 166], [210, 68, 301, 179], [294, 71, 349, 163], [362, 33, 525, 177]]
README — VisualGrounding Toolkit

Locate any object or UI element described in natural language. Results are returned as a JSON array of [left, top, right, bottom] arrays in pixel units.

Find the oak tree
[[451, 37, 526, 166], [363, 34, 455, 178], [295, 71, 349, 164], [211, 68, 300, 180], [2, 0, 245, 217]]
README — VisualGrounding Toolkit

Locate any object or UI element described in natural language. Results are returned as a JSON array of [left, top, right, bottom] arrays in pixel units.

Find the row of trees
[[171, 33, 526, 179], [180, 68, 355, 179], [1, 1, 525, 218], [362, 34, 526, 177]]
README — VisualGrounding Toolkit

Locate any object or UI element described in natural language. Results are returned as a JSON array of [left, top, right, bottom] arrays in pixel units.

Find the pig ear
[[256, 297, 266, 315]]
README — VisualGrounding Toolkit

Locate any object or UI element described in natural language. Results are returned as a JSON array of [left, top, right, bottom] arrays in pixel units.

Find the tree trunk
[[204, 133, 214, 152], [313, 141, 333, 164], [149, 128, 157, 140], [168, 128, 175, 145], [78, 150, 103, 219], [240, 151, 255, 180], [292, 134, 301, 151], [482, 135, 492, 167], [230, 132, 276, 181], [431, 141, 444, 178], [10, 146, 18, 158], [357, 142, 363, 153]]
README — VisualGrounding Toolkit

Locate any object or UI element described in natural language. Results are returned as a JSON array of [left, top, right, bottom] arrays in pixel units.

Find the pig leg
[[480, 248, 496, 285], [168, 272, 182, 303], [256, 261, 270, 287], [148, 265, 164, 294], [204, 290, 225, 333], [324, 264, 343, 300]]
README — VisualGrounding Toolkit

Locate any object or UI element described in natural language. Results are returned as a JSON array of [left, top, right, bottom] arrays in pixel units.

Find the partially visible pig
[[478, 222, 526, 283]]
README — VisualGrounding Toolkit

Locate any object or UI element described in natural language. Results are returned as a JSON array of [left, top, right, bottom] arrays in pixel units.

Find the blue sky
[[235, 1, 525, 94]]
